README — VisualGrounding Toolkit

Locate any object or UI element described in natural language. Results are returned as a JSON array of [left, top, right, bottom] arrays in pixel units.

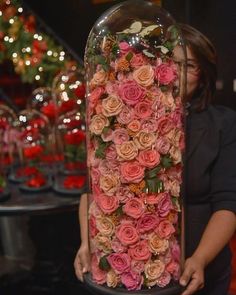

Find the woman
[[74, 24, 236, 295]]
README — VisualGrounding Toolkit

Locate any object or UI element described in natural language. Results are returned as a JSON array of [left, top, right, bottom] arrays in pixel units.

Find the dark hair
[[178, 23, 217, 111]]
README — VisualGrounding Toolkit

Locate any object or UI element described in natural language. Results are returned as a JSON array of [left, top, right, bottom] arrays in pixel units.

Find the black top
[[185, 104, 236, 282]]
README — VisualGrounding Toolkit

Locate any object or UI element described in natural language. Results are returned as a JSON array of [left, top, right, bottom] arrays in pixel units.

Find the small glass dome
[[84, 1, 186, 294], [52, 69, 86, 118]]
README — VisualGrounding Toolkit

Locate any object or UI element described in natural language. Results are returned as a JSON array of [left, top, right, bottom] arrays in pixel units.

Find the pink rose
[[105, 144, 118, 161], [121, 271, 143, 290], [120, 161, 145, 183], [89, 114, 109, 135], [141, 118, 158, 132], [134, 100, 152, 119], [117, 105, 134, 124], [99, 174, 120, 195], [166, 260, 180, 280], [157, 192, 172, 217], [106, 81, 119, 95], [127, 119, 141, 133], [116, 141, 139, 161], [156, 116, 174, 135], [107, 253, 131, 274], [171, 240, 181, 262], [91, 69, 108, 86], [119, 41, 132, 55], [156, 137, 171, 154], [91, 168, 100, 184], [97, 194, 119, 214], [116, 186, 134, 203], [144, 260, 165, 286], [137, 149, 160, 168], [130, 53, 146, 68], [123, 198, 145, 219], [116, 223, 139, 246], [89, 87, 104, 107], [91, 254, 107, 284], [128, 240, 151, 261], [133, 65, 154, 87], [89, 215, 99, 238], [102, 95, 123, 117], [131, 260, 145, 274], [111, 238, 127, 253], [148, 233, 169, 254], [157, 271, 171, 287], [142, 193, 162, 205], [136, 213, 159, 233], [113, 128, 130, 145], [155, 62, 177, 85], [134, 131, 156, 150], [119, 80, 145, 106], [155, 220, 175, 239]]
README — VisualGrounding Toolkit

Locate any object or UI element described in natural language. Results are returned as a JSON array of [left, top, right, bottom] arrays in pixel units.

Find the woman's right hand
[[74, 243, 91, 282]]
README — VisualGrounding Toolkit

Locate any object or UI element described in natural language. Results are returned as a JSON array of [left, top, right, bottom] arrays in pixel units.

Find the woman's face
[[173, 45, 200, 100]]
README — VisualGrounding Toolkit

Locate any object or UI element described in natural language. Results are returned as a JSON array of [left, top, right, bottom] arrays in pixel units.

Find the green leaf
[[145, 178, 163, 193], [95, 142, 107, 159], [125, 51, 133, 62], [145, 165, 161, 179], [161, 156, 172, 168], [99, 256, 111, 271]]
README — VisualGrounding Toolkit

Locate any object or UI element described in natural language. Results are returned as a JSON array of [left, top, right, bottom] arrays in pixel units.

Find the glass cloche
[[84, 1, 186, 294]]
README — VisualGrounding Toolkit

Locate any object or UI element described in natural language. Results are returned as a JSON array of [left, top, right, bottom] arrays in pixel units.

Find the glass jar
[[84, 0, 186, 294], [0, 104, 17, 200], [52, 110, 87, 195]]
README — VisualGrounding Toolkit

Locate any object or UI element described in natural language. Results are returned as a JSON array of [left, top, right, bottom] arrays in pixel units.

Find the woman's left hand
[[180, 255, 205, 295]]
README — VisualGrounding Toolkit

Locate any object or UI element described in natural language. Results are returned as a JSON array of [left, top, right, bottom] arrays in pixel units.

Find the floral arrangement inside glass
[[84, 0, 186, 294], [0, 104, 19, 200]]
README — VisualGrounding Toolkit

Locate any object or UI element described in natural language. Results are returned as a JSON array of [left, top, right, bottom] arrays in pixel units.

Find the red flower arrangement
[[23, 145, 43, 160], [26, 173, 46, 187], [64, 130, 86, 145], [63, 175, 86, 189]]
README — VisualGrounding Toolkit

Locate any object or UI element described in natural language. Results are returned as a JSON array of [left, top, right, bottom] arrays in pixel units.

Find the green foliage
[[99, 256, 111, 271]]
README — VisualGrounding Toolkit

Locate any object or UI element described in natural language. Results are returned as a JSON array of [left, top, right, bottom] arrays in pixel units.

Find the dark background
[[22, 0, 236, 109]]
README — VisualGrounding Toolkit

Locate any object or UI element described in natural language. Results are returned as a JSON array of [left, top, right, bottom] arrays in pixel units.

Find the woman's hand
[[74, 243, 90, 282], [180, 255, 205, 295]]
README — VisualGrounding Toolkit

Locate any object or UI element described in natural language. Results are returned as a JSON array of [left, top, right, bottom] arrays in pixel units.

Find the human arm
[[74, 193, 90, 281], [180, 209, 236, 295]]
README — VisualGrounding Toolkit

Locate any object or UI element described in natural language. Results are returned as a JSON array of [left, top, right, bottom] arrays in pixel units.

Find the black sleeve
[[210, 109, 236, 213]]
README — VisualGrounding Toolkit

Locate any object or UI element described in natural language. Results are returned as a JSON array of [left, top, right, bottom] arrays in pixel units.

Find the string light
[[59, 56, 64, 61], [9, 37, 14, 43], [33, 34, 39, 39], [47, 50, 52, 56], [26, 47, 31, 52], [4, 36, 9, 42], [12, 53, 17, 58], [0, 11, 2, 17], [25, 60, 31, 66], [53, 52, 58, 57], [38, 67, 43, 72], [37, 35, 43, 41], [18, 7, 23, 13], [9, 18, 14, 24], [35, 75, 40, 80]]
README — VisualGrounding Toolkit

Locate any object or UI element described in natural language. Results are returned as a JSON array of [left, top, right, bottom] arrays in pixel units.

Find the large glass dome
[[84, 1, 186, 294]]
